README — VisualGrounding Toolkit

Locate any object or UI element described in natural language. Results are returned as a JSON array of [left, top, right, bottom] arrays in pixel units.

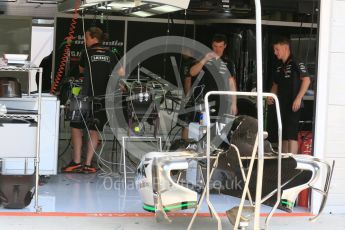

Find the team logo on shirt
[[206, 59, 230, 76], [91, 55, 110, 63], [299, 63, 307, 74], [284, 64, 292, 78], [219, 61, 228, 74]]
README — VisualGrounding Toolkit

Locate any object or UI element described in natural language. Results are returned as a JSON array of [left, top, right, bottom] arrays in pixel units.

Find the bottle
[[200, 112, 208, 126]]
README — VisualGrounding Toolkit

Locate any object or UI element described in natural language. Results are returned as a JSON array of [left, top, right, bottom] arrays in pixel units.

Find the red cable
[[50, 1, 79, 95]]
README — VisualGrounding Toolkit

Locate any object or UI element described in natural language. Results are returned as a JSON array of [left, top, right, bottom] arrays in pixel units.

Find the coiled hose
[[50, 1, 79, 94]]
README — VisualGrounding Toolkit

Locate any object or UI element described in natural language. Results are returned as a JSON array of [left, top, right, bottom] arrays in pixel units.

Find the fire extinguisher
[[298, 131, 313, 208]]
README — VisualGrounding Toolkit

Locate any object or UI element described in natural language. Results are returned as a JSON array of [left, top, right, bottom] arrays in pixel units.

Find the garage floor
[[0, 172, 315, 221], [0, 173, 309, 213], [1, 122, 337, 229], [0, 171, 341, 229], [0, 214, 344, 230]]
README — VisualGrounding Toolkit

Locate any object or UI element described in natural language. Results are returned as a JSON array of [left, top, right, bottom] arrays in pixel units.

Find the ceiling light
[[142, 0, 189, 9], [130, 11, 154, 17], [97, 5, 112, 10], [150, 5, 182, 13], [108, 2, 140, 10]]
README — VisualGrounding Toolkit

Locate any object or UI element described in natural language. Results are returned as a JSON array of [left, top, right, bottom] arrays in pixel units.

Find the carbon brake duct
[[308, 158, 334, 222], [280, 154, 334, 220]]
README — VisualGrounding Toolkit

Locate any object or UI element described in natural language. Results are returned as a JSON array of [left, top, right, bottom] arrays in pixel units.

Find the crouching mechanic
[[62, 27, 125, 173]]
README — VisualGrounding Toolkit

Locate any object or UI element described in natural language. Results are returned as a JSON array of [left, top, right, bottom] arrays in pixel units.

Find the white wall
[[313, 0, 345, 214], [30, 26, 54, 91]]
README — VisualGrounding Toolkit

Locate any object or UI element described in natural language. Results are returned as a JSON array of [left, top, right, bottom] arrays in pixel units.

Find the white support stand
[[187, 91, 282, 230], [253, 1, 264, 229]]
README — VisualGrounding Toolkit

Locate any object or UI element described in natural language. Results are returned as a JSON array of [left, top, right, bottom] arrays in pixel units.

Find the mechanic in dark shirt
[[267, 36, 311, 154], [189, 34, 238, 117], [36, 51, 52, 92], [63, 27, 124, 173]]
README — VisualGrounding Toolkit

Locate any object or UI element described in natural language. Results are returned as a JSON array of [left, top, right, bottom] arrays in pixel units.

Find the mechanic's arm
[[267, 83, 278, 105], [79, 66, 84, 75], [292, 76, 311, 112], [184, 76, 192, 97], [189, 52, 217, 77], [229, 76, 238, 115]]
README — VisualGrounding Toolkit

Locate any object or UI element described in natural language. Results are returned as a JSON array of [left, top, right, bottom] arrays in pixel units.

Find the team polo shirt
[[201, 56, 236, 115], [273, 56, 309, 107], [203, 56, 236, 92], [80, 43, 119, 97]]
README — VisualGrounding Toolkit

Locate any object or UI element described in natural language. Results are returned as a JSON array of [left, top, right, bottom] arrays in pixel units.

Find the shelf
[[0, 66, 42, 95], [0, 66, 40, 71], [0, 114, 39, 120], [0, 66, 42, 212], [195, 18, 318, 28]]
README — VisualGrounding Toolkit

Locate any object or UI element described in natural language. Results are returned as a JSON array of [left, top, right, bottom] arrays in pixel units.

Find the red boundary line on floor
[[0, 212, 314, 217]]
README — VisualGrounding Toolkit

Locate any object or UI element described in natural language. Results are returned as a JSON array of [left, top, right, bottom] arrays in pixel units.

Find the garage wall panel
[[327, 161, 345, 184], [330, 26, 345, 53], [328, 77, 345, 105], [325, 141, 345, 156], [323, 194, 345, 206], [332, 0, 345, 26], [329, 53, 345, 76], [321, 0, 345, 214], [326, 106, 345, 142]]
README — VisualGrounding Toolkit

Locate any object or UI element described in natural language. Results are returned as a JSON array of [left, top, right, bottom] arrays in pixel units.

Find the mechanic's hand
[[202, 52, 218, 64], [230, 104, 238, 115], [292, 97, 302, 112], [119, 82, 127, 92], [267, 96, 275, 105]]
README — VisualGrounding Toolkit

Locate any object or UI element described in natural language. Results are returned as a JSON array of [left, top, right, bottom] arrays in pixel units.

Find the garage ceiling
[[0, 0, 61, 18], [0, 0, 319, 21]]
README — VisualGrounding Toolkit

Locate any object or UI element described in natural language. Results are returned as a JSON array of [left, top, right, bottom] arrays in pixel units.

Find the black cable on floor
[[58, 138, 72, 159]]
